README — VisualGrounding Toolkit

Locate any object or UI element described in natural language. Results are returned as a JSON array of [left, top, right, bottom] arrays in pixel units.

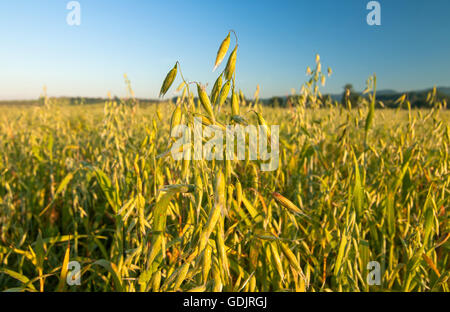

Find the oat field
[[0, 33, 449, 292]]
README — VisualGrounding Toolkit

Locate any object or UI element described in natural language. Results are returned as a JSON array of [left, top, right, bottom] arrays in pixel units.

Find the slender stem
[[230, 29, 238, 46], [176, 61, 191, 109]]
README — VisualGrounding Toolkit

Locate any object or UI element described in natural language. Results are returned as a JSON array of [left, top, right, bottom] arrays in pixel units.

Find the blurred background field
[[0, 95, 449, 292]]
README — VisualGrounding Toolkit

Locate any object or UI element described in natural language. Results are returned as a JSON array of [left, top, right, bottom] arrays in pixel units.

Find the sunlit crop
[[0, 33, 449, 292]]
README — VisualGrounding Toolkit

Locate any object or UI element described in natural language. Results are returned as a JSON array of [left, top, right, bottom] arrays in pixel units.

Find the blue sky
[[1, 0, 449, 100]]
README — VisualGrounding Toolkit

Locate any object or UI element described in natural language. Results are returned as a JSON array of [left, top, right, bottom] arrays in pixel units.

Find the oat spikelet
[[272, 192, 303, 215], [211, 74, 223, 105], [160, 63, 177, 97], [197, 83, 215, 122], [218, 80, 231, 108], [213, 32, 231, 71], [224, 45, 238, 80], [231, 89, 239, 115]]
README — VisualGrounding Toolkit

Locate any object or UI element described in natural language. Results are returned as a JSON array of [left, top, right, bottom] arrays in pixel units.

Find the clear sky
[[1, 0, 450, 100]]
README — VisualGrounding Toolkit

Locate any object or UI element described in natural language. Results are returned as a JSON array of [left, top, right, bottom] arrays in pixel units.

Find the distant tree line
[[1, 86, 448, 109], [257, 84, 450, 109]]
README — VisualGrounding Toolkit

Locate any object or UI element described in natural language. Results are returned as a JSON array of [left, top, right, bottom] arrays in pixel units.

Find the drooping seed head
[[254, 110, 267, 126], [224, 45, 238, 81], [210, 74, 223, 105], [213, 32, 231, 71], [156, 106, 162, 121], [254, 85, 260, 100], [231, 115, 248, 126], [231, 89, 240, 115], [279, 241, 301, 272], [239, 89, 246, 106], [169, 105, 183, 138], [254, 110, 271, 140], [160, 63, 178, 97], [215, 169, 226, 215], [236, 180, 242, 208], [176, 81, 185, 92], [193, 113, 226, 130], [197, 83, 215, 122], [272, 192, 303, 215], [218, 80, 231, 107]]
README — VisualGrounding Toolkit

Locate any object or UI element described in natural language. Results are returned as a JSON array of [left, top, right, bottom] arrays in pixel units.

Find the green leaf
[[0, 268, 37, 291]]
